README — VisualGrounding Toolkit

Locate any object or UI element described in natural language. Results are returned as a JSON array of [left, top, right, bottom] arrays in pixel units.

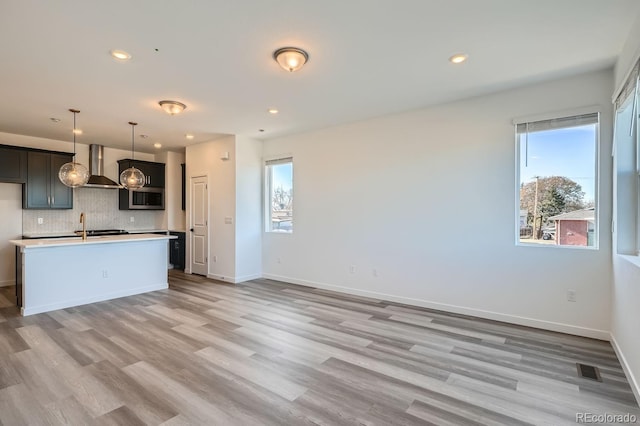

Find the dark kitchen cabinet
[[0, 145, 27, 183], [118, 159, 165, 188], [15, 247, 22, 307], [23, 151, 73, 209], [181, 163, 185, 211], [169, 231, 185, 270]]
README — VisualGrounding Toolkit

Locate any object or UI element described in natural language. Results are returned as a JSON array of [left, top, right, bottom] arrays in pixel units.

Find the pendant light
[[119, 121, 146, 190], [58, 109, 90, 188]]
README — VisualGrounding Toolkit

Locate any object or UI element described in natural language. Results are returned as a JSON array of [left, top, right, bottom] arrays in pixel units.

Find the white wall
[[185, 136, 263, 283], [185, 137, 237, 281], [611, 12, 640, 403], [235, 136, 262, 281], [262, 69, 613, 339], [614, 12, 640, 94], [0, 184, 22, 287], [157, 151, 186, 232]]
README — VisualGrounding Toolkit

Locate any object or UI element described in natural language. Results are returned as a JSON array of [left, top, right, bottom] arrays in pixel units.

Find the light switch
[[224, 217, 233, 224]]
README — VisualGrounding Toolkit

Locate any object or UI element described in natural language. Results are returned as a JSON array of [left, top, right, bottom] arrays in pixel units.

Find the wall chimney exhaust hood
[[83, 144, 121, 188]]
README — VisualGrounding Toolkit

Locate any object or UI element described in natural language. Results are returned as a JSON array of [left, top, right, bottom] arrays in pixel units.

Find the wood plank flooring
[[0, 271, 638, 425]]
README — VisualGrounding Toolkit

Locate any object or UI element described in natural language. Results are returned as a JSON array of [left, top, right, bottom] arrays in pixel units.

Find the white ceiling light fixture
[[273, 47, 308, 72], [153, 143, 162, 148], [268, 108, 279, 114], [158, 100, 187, 115], [110, 49, 131, 61], [449, 53, 468, 64], [119, 122, 146, 190], [185, 134, 194, 140], [58, 109, 90, 188]]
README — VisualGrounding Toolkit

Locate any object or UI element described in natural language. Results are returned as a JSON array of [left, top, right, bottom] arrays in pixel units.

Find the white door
[[190, 176, 208, 276]]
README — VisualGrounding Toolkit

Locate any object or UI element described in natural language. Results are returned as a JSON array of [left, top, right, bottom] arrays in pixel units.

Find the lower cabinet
[[170, 231, 185, 270], [15, 247, 22, 307]]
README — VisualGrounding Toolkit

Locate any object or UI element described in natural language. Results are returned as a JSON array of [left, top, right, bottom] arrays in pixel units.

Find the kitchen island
[[10, 233, 176, 316]]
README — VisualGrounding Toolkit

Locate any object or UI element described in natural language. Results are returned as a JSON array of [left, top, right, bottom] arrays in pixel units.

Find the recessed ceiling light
[[72, 129, 83, 135], [259, 129, 265, 132], [50, 118, 61, 123], [185, 134, 194, 140], [268, 108, 279, 114], [153, 143, 162, 148], [449, 53, 468, 64], [110, 49, 132, 61]]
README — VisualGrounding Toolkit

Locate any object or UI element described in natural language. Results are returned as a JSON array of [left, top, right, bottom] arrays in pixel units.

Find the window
[[265, 157, 293, 233], [516, 112, 599, 247], [613, 61, 639, 255]]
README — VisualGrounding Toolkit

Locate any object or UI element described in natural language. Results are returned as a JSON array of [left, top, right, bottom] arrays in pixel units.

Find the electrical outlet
[[102, 270, 108, 278], [567, 289, 577, 302], [349, 265, 356, 274], [213, 255, 217, 263], [277, 257, 281, 264], [373, 268, 379, 277], [37, 218, 44, 225], [130, 216, 135, 223]]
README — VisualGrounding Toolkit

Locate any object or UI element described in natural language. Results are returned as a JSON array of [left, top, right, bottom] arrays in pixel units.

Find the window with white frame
[[516, 112, 599, 248], [265, 157, 293, 233], [613, 60, 639, 255]]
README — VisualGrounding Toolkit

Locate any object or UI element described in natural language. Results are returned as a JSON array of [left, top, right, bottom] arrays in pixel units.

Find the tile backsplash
[[22, 187, 162, 234]]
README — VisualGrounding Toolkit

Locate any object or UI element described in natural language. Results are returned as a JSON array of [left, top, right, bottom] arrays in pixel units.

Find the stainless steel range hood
[[83, 144, 121, 188]]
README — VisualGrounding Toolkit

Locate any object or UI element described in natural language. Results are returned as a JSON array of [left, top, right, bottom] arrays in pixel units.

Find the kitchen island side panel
[[21, 238, 169, 315]]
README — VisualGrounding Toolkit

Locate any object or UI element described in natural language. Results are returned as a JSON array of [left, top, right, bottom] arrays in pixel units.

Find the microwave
[[120, 187, 165, 210]]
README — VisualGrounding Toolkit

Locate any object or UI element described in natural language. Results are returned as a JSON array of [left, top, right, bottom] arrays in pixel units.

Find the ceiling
[[1, 0, 639, 153]]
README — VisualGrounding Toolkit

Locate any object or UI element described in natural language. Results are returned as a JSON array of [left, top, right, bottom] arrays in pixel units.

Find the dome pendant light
[[119, 122, 146, 190], [273, 47, 309, 72], [58, 109, 90, 188], [158, 100, 186, 115]]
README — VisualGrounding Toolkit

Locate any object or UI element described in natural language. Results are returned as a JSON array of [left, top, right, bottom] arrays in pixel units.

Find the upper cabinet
[[0, 145, 27, 183], [23, 151, 74, 209], [118, 159, 165, 188]]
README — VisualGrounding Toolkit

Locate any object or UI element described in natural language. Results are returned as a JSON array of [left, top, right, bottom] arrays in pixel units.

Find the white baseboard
[[610, 334, 640, 406], [206, 273, 261, 284], [262, 273, 610, 340], [0, 279, 14, 288], [234, 273, 262, 283]]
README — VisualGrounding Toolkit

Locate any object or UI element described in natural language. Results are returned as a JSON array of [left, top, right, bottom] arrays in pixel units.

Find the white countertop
[[126, 229, 169, 234], [10, 233, 176, 249], [21, 231, 79, 239]]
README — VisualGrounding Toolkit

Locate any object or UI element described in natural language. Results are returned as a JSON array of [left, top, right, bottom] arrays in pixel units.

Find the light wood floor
[[0, 271, 638, 425]]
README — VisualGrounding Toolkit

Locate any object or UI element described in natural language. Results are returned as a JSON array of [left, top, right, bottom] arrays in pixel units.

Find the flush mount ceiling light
[[158, 100, 187, 115], [154, 143, 162, 148], [110, 49, 131, 61], [273, 47, 308, 72], [268, 108, 279, 114], [50, 117, 61, 123], [58, 109, 90, 188], [119, 122, 146, 190], [449, 53, 468, 64], [185, 134, 194, 140]]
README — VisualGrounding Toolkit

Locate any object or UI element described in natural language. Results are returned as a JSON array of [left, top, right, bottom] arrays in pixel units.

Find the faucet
[[80, 212, 87, 240]]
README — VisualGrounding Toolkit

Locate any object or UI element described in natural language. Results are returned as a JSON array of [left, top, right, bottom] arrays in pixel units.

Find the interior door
[[190, 176, 208, 276]]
